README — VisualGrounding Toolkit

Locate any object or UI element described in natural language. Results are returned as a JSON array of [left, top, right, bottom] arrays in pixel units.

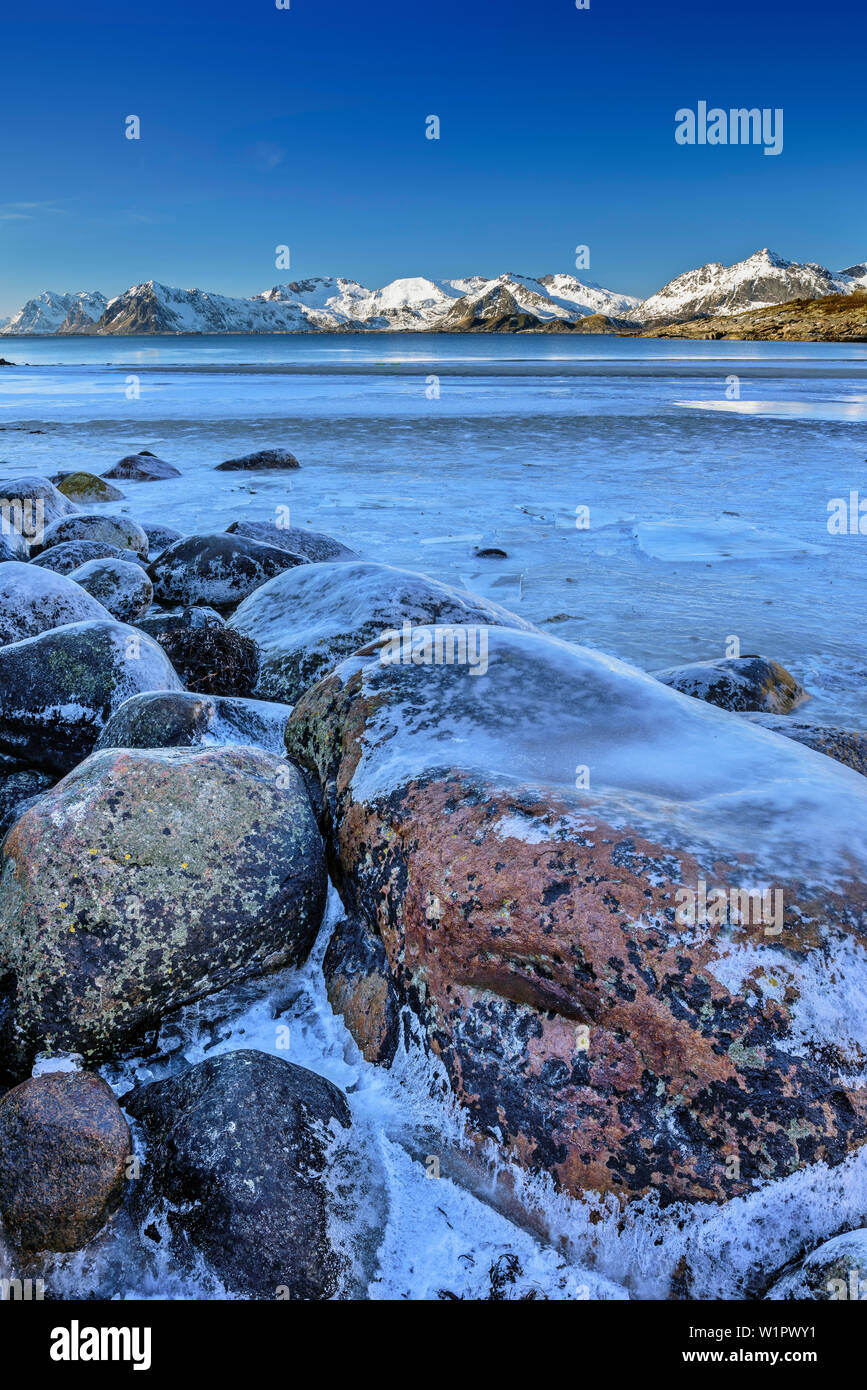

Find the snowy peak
[[2, 289, 108, 335], [635, 248, 863, 323]]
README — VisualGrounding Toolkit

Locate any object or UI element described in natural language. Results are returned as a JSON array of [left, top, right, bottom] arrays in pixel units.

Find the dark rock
[[215, 448, 300, 472], [67, 557, 153, 623], [148, 533, 309, 612], [323, 916, 401, 1066], [0, 769, 55, 840], [30, 540, 149, 574], [0, 474, 78, 530], [285, 625, 867, 1206], [154, 625, 259, 696], [102, 452, 181, 481], [653, 655, 807, 714], [746, 714, 867, 777], [0, 1070, 130, 1252], [138, 522, 184, 557], [226, 519, 358, 563], [474, 547, 508, 559], [0, 618, 184, 773], [53, 472, 126, 504], [136, 604, 224, 638], [0, 745, 327, 1071], [36, 512, 149, 560], [95, 691, 293, 756], [124, 1050, 350, 1299], [229, 560, 534, 703], [0, 561, 111, 645]]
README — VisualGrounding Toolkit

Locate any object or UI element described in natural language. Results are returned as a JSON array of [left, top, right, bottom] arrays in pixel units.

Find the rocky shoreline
[[1, 462, 866, 1300]]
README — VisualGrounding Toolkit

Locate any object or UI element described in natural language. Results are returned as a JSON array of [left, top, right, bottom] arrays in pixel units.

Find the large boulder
[[0, 474, 78, 531], [102, 451, 181, 481], [229, 561, 534, 703], [30, 539, 148, 574], [653, 655, 807, 714], [766, 1229, 867, 1300], [215, 448, 299, 471], [0, 1070, 130, 1252], [285, 626, 867, 1206], [138, 522, 184, 557], [36, 512, 149, 560], [0, 769, 54, 840], [95, 690, 294, 756], [746, 714, 867, 778], [148, 533, 308, 612], [125, 1051, 350, 1299], [0, 561, 111, 645], [53, 472, 126, 504], [0, 534, 28, 563], [0, 618, 184, 773], [0, 745, 327, 1073], [323, 915, 401, 1066], [67, 557, 153, 623], [226, 519, 358, 563]]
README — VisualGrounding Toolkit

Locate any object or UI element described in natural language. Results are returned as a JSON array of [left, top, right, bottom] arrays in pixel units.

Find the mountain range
[[2, 250, 866, 336]]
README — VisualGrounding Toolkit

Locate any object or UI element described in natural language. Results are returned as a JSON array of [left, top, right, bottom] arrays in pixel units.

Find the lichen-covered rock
[[54, 472, 126, 504], [154, 625, 259, 696], [226, 519, 358, 563], [215, 448, 300, 471], [136, 604, 224, 639], [102, 451, 181, 481], [95, 690, 294, 756], [36, 512, 149, 560], [30, 539, 148, 574], [124, 1050, 350, 1299], [0, 618, 184, 773], [0, 745, 327, 1073], [0, 474, 78, 530], [0, 561, 111, 645], [67, 557, 153, 623], [0, 1070, 130, 1252], [653, 655, 807, 714], [285, 626, 867, 1206], [323, 915, 401, 1066], [148, 533, 309, 612], [766, 1229, 867, 1300], [0, 769, 54, 840], [230, 561, 534, 703], [746, 714, 867, 778]]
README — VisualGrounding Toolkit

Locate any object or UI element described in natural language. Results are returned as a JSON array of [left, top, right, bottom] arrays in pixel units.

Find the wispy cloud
[[0, 201, 64, 221]]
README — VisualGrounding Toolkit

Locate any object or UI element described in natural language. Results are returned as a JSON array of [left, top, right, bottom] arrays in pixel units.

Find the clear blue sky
[[1, 0, 864, 314]]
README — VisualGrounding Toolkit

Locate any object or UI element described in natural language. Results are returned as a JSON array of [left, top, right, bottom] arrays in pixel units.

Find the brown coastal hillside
[[638, 289, 867, 342]]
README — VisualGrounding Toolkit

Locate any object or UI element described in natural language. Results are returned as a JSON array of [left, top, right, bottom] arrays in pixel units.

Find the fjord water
[[2, 333, 867, 1301]]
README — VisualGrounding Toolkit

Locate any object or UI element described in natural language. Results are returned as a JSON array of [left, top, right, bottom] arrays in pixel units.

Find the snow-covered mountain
[[2, 289, 108, 334], [634, 249, 867, 324], [0, 272, 639, 335]]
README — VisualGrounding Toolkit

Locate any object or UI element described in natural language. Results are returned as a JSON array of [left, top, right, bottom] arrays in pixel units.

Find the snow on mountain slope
[[2, 289, 108, 334], [634, 249, 864, 324]]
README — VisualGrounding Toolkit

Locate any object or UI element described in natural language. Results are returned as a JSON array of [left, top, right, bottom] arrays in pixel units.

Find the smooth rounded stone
[[766, 1230, 867, 1300], [229, 560, 534, 703], [745, 713, 867, 778], [148, 532, 309, 612], [653, 654, 807, 714], [37, 512, 149, 560], [136, 604, 224, 638], [95, 691, 294, 756], [323, 915, 401, 1066], [138, 521, 184, 557], [102, 451, 181, 481], [0, 561, 111, 645], [215, 448, 300, 472], [0, 769, 55, 840], [0, 474, 79, 529], [125, 1051, 350, 1299], [153, 625, 259, 696], [226, 519, 358, 563], [67, 557, 154, 624], [0, 745, 327, 1072], [53, 471, 126, 504], [286, 626, 867, 1206], [0, 618, 184, 773], [0, 1071, 130, 1252], [0, 534, 28, 562], [29, 539, 148, 574]]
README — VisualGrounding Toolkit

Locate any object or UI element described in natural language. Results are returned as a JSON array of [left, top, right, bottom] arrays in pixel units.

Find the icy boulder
[[229, 560, 534, 703], [286, 626, 867, 1206], [148, 532, 308, 611], [654, 654, 808, 714], [0, 561, 111, 645]]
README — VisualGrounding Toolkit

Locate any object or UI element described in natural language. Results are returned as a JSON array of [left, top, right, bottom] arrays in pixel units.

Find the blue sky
[[1, 0, 864, 314]]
